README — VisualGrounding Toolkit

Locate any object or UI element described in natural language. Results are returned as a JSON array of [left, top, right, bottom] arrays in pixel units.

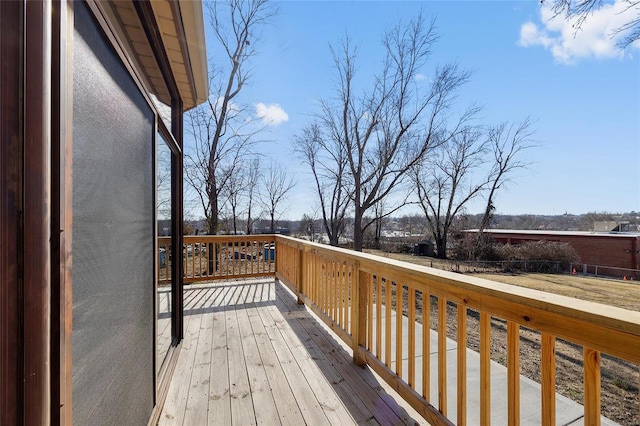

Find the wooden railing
[[158, 235, 276, 285], [158, 236, 172, 285], [159, 234, 640, 424], [274, 235, 640, 426]]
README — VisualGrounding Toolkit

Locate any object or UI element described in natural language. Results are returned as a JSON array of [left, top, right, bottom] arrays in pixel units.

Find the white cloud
[[255, 102, 289, 126], [414, 73, 427, 81], [518, 1, 639, 64], [214, 95, 239, 114]]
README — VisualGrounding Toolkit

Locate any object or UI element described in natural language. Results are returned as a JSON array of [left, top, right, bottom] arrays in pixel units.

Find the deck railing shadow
[[270, 280, 425, 425], [182, 279, 276, 316]]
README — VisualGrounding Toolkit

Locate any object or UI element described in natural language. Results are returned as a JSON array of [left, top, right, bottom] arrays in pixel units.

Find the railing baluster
[[584, 347, 601, 426], [376, 276, 382, 359], [330, 261, 335, 322], [422, 291, 430, 401], [353, 266, 368, 366], [321, 258, 326, 314], [324, 258, 329, 315], [190, 243, 194, 278], [328, 259, 332, 317], [385, 278, 392, 368], [507, 321, 520, 426], [457, 304, 467, 426], [338, 263, 344, 324], [348, 266, 352, 334], [438, 297, 447, 416], [327, 260, 342, 326], [367, 272, 373, 352], [314, 254, 318, 305], [182, 244, 187, 280], [396, 283, 403, 378], [541, 333, 556, 425], [318, 257, 323, 312], [408, 287, 416, 389], [480, 312, 490, 426], [334, 261, 339, 323], [328, 259, 331, 317], [343, 265, 347, 332]]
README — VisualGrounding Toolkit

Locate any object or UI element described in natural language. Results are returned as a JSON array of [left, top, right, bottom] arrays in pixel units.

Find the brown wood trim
[[134, 1, 180, 102], [171, 97, 184, 341], [51, 0, 74, 424], [23, 0, 52, 423], [0, 1, 24, 424]]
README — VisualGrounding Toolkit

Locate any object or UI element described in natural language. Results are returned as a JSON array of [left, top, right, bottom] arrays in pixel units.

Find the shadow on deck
[[159, 278, 427, 425]]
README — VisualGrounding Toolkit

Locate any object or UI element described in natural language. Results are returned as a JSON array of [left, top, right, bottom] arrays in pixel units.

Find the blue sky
[[197, 1, 640, 221]]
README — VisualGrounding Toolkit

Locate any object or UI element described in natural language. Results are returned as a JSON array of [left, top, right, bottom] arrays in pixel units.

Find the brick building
[[467, 229, 640, 272]]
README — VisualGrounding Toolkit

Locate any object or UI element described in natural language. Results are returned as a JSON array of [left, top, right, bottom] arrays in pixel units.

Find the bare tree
[[184, 0, 275, 234], [244, 156, 261, 235], [545, 0, 640, 48], [294, 123, 351, 246], [413, 127, 488, 258], [479, 118, 536, 233], [315, 15, 476, 251], [299, 213, 317, 241], [262, 161, 296, 233], [221, 161, 245, 235]]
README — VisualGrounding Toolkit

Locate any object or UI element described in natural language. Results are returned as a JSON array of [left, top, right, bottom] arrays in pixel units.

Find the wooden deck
[[159, 279, 427, 425]]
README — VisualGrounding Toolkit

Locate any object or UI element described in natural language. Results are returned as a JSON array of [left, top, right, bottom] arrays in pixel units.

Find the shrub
[[451, 233, 499, 261], [452, 234, 579, 270], [494, 240, 579, 266]]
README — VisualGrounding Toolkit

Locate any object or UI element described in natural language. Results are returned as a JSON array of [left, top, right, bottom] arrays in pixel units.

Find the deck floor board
[[159, 279, 426, 426]]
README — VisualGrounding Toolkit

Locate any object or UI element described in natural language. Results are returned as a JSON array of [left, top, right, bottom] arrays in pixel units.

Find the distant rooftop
[[465, 229, 640, 238], [593, 220, 631, 232]]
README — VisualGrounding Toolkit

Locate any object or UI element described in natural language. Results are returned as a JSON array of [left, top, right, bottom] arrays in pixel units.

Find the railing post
[[297, 245, 305, 305], [584, 348, 601, 426], [352, 263, 368, 366]]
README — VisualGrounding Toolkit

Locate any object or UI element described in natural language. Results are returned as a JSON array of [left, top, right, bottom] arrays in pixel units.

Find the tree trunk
[[246, 204, 252, 235], [232, 206, 237, 235], [353, 207, 364, 252], [436, 234, 448, 258], [206, 215, 217, 236]]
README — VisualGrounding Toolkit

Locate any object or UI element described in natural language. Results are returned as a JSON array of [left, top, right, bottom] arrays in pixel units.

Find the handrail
[[274, 235, 640, 425]]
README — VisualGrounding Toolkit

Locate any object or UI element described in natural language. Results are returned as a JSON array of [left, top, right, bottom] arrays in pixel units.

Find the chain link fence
[[568, 263, 640, 281]]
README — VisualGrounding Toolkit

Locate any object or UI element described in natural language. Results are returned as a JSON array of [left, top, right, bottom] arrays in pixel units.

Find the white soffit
[[150, 0, 209, 111], [107, 0, 209, 111]]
